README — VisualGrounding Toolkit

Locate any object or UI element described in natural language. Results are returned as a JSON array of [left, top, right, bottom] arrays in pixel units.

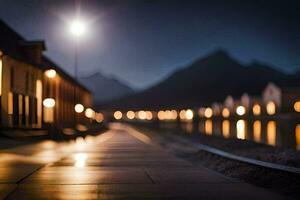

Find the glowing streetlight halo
[[70, 19, 86, 37]]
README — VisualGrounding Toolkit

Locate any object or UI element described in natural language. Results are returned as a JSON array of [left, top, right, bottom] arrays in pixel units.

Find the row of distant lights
[[113, 109, 194, 121], [199, 102, 275, 118]]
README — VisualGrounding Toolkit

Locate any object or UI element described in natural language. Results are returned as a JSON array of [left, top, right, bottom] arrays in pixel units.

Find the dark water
[[175, 119, 300, 151]]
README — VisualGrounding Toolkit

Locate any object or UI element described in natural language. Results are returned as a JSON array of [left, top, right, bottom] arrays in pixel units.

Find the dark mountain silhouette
[[102, 49, 298, 109], [79, 72, 135, 104]]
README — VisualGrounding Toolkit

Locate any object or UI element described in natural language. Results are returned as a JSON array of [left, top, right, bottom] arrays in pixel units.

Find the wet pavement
[[0, 123, 291, 199]]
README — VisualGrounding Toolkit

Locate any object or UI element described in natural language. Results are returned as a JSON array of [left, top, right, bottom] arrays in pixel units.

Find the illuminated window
[[204, 107, 213, 118], [185, 109, 194, 120], [236, 106, 246, 116], [266, 101, 276, 115], [222, 108, 230, 118], [294, 101, 300, 112], [252, 104, 261, 116], [253, 120, 261, 142], [236, 120, 246, 140], [267, 121, 276, 146], [222, 120, 230, 138]]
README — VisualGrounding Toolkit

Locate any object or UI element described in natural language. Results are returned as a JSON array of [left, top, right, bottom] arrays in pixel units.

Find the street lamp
[[69, 19, 86, 126], [69, 19, 86, 79]]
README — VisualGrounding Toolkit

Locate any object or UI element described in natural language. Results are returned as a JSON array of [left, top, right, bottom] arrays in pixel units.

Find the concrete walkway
[[0, 124, 290, 199]]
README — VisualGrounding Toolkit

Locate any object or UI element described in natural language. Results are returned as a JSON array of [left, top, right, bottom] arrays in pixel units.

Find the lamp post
[[69, 19, 86, 126]]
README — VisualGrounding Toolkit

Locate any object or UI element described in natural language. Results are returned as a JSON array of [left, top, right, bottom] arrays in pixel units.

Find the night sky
[[0, 0, 299, 89]]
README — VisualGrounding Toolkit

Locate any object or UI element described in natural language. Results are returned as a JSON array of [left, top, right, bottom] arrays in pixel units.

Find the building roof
[[0, 19, 90, 93]]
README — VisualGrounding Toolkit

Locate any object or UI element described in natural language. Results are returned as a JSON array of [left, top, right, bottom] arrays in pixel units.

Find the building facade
[[0, 20, 93, 134]]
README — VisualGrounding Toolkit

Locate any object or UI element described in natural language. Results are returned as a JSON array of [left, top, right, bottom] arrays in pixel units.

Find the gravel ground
[[129, 122, 300, 199]]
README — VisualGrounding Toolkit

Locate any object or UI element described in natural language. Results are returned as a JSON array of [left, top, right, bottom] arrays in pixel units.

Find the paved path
[[0, 124, 290, 199]]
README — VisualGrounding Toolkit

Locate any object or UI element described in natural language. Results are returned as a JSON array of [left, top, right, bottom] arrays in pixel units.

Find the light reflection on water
[[236, 120, 246, 140], [74, 153, 88, 168], [195, 119, 300, 150]]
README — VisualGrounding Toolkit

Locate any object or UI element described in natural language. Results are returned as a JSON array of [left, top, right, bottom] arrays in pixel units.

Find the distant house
[[240, 93, 262, 116], [262, 82, 300, 114]]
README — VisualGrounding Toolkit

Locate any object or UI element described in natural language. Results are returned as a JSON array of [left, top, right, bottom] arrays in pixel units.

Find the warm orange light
[[222, 108, 230, 118], [146, 111, 153, 120], [205, 120, 213, 135], [222, 120, 230, 138], [253, 120, 261, 142], [236, 120, 246, 140], [185, 109, 194, 120], [85, 108, 95, 118], [252, 104, 261, 116], [295, 124, 300, 150], [294, 101, 300, 112], [204, 108, 213, 118], [126, 111, 135, 119], [236, 106, 246, 116], [267, 121, 276, 146], [43, 98, 55, 108], [95, 113, 104, 123], [171, 110, 178, 120], [44, 69, 56, 78], [74, 103, 84, 113], [74, 153, 87, 168], [266, 101, 276, 115], [179, 110, 186, 120], [158, 110, 166, 120], [138, 110, 147, 120], [113, 111, 122, 120]]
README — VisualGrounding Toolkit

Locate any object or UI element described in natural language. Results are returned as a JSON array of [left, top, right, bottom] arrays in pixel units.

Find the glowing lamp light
[[146, 111, 153, 120], [44, 69, 56, 78], [138, 110, 147, 120], [126, 111, 135, 119], [43, 98, 55, 108], [185, 109, 194, 120], [74, 103, 84, 113], [158, 111, 166, 120], [70, 19, 86, 37], [95, 113, 104, 123], [294, 101, 300, 112], [266, 101, 276, 115], [204, 108, 213, 118], [222, 108, 230, 118], [252, 104, 261, 115], [236, 106, 246, 116], [85, 108, 95, 118], [179, 110, 186, 120], [114, 111, 122, 120]]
